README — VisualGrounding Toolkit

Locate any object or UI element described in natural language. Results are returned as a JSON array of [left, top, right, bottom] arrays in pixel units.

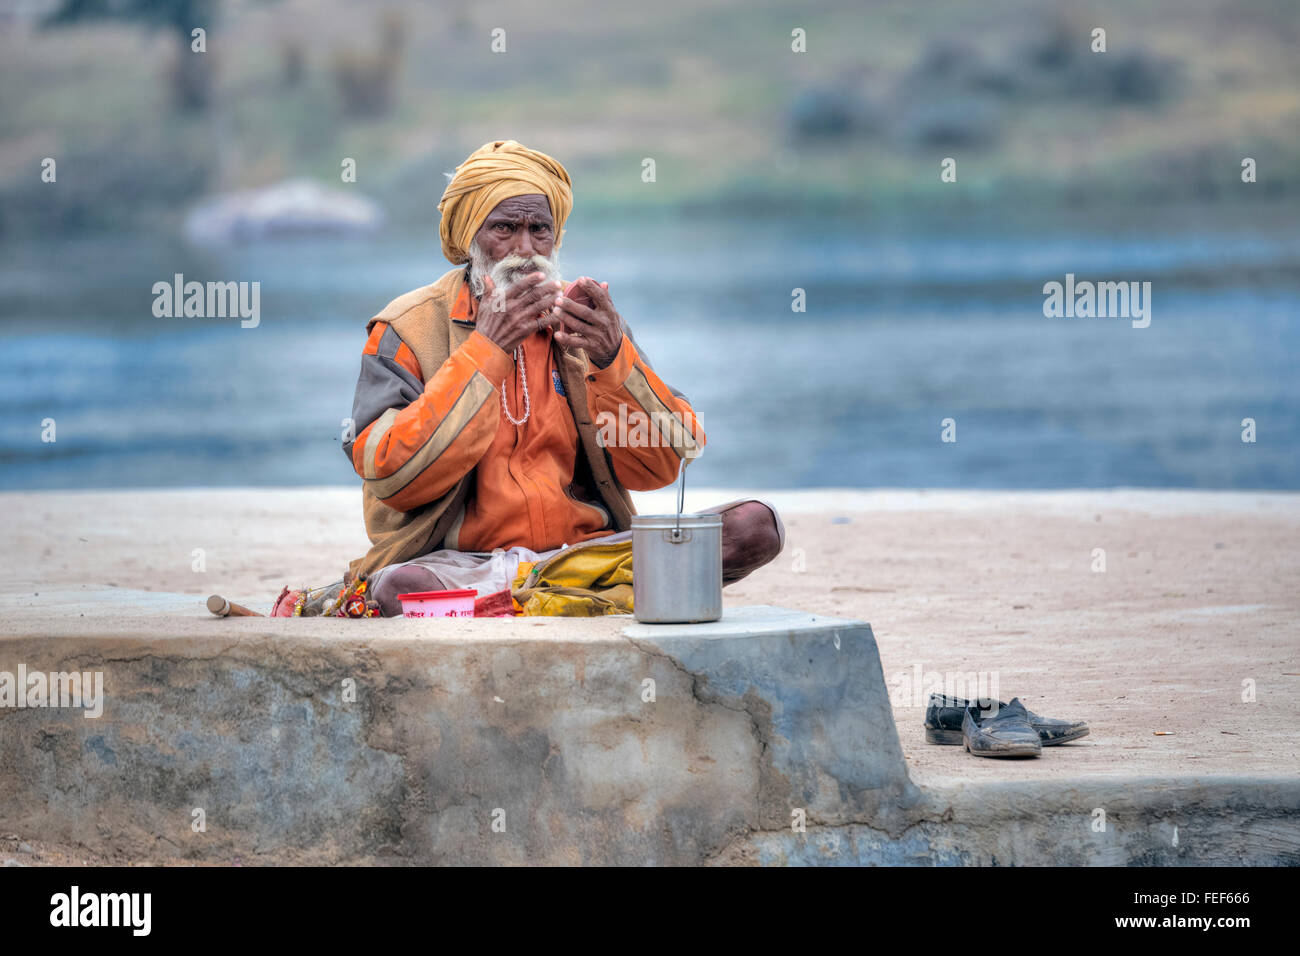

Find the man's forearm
[[351, 329, 512, 511], [585, 334, 706, 490]]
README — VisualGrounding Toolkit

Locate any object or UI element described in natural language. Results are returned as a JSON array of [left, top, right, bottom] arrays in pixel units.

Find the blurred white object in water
[[183, 178, 385, 244]]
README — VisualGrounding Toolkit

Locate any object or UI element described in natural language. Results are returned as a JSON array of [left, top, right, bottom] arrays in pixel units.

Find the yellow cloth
[[437, 140, 574, 265], [511, 540, 634, 617]]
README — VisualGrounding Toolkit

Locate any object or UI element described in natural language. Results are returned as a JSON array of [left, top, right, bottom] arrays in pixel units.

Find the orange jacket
[[345, 279, 704, 554]]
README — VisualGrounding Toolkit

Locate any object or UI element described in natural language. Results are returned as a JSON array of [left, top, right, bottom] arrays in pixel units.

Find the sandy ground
[[2, 487, 1297, 805]]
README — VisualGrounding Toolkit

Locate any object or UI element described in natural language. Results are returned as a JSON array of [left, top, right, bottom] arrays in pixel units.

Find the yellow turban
[[437, 140, 574, 265]]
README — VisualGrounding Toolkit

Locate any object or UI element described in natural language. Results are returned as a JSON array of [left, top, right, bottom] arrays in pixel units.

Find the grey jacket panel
[[343, 326, 424, 461]]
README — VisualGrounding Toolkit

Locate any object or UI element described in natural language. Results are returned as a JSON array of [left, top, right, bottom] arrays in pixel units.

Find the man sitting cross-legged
[[341, 139, 783, 616]]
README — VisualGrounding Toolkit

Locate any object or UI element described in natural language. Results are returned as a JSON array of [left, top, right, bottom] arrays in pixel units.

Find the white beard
[[467, 239, 561, 299]]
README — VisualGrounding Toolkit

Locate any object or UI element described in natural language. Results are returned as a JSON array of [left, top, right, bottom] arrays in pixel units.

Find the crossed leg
[[701, 498, 786, 585], [370, 499, 785, 616]]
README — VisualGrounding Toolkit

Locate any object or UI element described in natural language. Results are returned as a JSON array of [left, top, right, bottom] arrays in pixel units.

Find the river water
[[2, 209, 1297, 490]]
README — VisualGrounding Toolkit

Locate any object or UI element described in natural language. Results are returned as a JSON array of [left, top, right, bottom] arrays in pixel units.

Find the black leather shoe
[[961, 698, 1042, 758], [926, 694, 1089, 746]]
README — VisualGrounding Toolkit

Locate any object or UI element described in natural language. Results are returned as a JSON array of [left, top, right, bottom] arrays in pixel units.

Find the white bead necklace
[[501, 345, 530, 426]]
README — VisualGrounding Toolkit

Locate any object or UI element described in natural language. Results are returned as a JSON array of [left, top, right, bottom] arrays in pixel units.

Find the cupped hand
[[477, 272, 563, 354], [552, 278, 622, 368]]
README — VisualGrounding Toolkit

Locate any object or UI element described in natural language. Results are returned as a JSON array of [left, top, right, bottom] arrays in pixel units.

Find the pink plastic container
[[395, 588, 478, 618]]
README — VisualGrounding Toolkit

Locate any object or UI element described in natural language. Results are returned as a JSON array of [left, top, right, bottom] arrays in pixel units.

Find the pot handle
[[674, 458, 687, 535]]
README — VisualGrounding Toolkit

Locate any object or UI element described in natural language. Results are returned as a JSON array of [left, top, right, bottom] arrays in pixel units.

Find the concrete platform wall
[[1, 606, 1296, 865], [1, 608, 918, 864]]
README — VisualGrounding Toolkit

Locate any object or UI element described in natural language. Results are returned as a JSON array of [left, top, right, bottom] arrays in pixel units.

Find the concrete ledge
[[1, 602, 1296, 865], [0, 605, 913, 864], [715, 777, 1300, 866]]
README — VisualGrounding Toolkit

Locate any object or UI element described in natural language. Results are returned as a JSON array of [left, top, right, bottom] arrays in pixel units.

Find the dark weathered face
[[472, 194, 555, 264]]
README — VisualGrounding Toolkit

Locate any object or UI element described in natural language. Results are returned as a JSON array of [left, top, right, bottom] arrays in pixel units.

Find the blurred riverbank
[[2, 0, 1298, 234], [2, 0, 1297, 492]]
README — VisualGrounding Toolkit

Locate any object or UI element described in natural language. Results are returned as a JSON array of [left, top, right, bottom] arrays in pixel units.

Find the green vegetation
[[1, 0, 1297, 235]]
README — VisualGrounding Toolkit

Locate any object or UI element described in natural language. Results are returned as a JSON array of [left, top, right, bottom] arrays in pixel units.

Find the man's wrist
[[585, 333, 636, 391], [589, 333, 622, 369], [465, 329, 514, 381]]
